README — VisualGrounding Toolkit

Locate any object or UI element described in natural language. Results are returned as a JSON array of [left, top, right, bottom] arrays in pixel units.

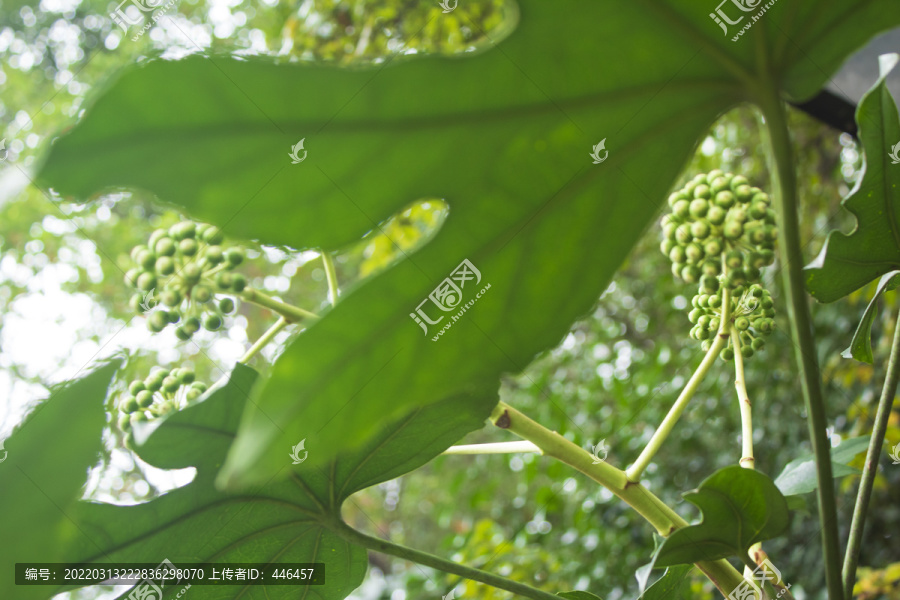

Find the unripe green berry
[[741, 344, 754, 358], [735, 316, 750, 331], [205, 245, 224, 265], [668, 192, 685, 207], [760, 249, 775, 266], [179, 369, 196, 384], [751, 337, 765, 351], [663, 222, 678, 241], [131, 412, 148, 425], [186, 388, 203, 401], [681, 265, 700, 283], [703, 239, 722, 257], [125, 268, 141, 287], [148, 310, 169, 332], [685, 243, 704, 264], [748, 227, 766, 245], [690, 220, 710, 240], [122, 396, 140, 413], [155, 237, 176, 257], [137, 249, 156, 270], [216, 272, 234, 290], [131, 245, 148, 262], [697, 327, 711, 340], [117, 413, 132, 430], [700, 275, 719, 294], [660, 240, 675, 256], [730, 175, 749, 190], [129, 293, 144, 314], [689, 199, 709, 218], [749, 202, 768, 220], [698, 315, 711, 328], [701, 260, 720, 277], [671, 263, 682, 278], [761, 298, 774, 310], [182, 263, 202, 285], [137, 390, 154, 408], [148, 228, 168, 248], [137, 271, 157, 292], [218, 298, 235, 314], [714, 191, 735, 209], [745, 266, 761, 282], [175, 326, 192, 341], [707, 169, 724, 181], [707, 205, 726, 225], [144, 376, 163, 393], [161, 289, 182, 307], [155, 256, 175, 276], [709, 176, 730, 194], [734, 185, 753, 203], [203, 227, 224, 244], [709, 294, 721, 308], [723, 221, 743, 240], [128, 380, 146, 395], [204, 313, 223, 331], [763, 225, 778, 242], [693, 184, 711, 199], [673, 200, 690, 219], [193, 285, 212, 304], [226, 248, 244, 267], [179, 238, 198, 257], [688, 308, 702, 324], [182, 316, 199, 334], [720, 347, 735, 361], [162, 376, 180, 393], [701, 340, 712, 351], [231, 274, 247, 292], [172, 221, 196, 240], [168, 310, 181, 324], [698, 294, 710, 308], [675, 224, 692, 245], [710, 317, 720, 330], [191, 381, 208, 393]]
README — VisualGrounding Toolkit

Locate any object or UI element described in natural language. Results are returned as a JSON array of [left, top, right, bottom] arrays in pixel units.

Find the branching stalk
[[626, 285, 731, 483], [239, 316, 289, 364], [321, 251, 339, 307], [731, 327, 755, 470], [333, 521, 561, 600], [842, 309, 900, 598], [759, 93, 843, 600], [240, 286, 319, 323], [491, 401, 745, 595]]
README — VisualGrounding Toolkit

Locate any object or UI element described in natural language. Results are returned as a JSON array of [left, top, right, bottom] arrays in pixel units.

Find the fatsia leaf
[[774, 436, 869, 497], [805, 57, 900, 302], [843, 272, 900, 364], [56, 364, 498, 600], [654, 466, 789, 567], [37, 1, 900, 485], [0, 361, 120, 600]]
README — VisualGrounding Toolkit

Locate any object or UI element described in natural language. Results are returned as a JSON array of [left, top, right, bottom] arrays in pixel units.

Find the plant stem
[[239, 316, 289, 364], [760, 94, 843, 600], [626, 285, 731, 483], [333, 521, 561, 600], [321, 251, 339, 307], [240, 286, 319, 323], [842, 308, 900, 598], [731, 327, 755, 470], [491, 402, 745, 595], [442, 441, 542, 455]]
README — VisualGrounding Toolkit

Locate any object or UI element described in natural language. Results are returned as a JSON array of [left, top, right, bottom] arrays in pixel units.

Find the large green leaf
[[0, 361, 120, 600], [57, 364, 497, 599], [774, 435, 869, 497], [805, 57, 900, 302], [654, 466, 790, 567], [37, 1, 900, 485]]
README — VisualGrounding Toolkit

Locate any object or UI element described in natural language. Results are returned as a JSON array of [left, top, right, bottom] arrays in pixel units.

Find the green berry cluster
[[688, 284, 776, 359], [660, 170, 777, 294], [116, 367, 207, 432], [661, 171, 779, 361], [125, 221, 244, 340]]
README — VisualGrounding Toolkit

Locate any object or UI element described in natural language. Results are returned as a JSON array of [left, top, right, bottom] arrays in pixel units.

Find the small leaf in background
[[844, 271, 900, 363], [0, 360, 120, 600], [654, 466, 789, 567], [57, 364, 497, 600], [775, 436, 870, 497], [805, 56, 900, 302]]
